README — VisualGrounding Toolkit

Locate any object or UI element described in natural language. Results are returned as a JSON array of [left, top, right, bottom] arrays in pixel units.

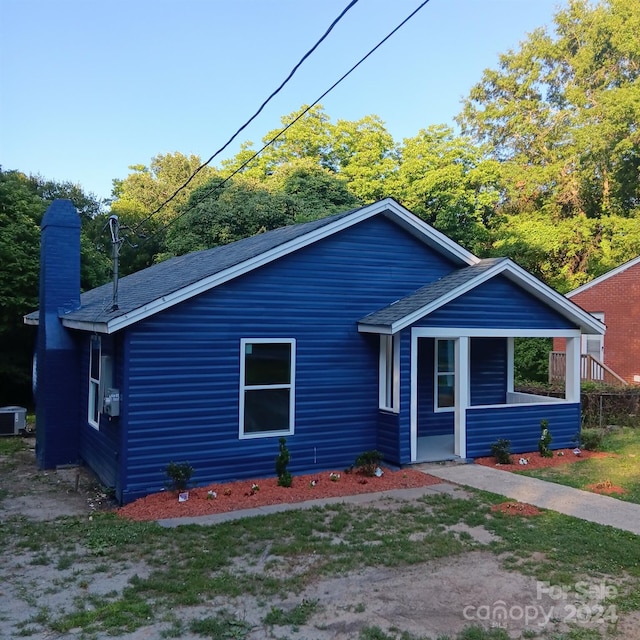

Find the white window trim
[[239, 338, 296, 440], [88, 336, 101, 429], [434, 338, 456, 413], [379, 334, 400, 412]]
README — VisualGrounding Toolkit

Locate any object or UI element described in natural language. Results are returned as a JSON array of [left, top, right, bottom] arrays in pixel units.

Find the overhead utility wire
[[132, 0, 360, 234], [142, 0, 433, 244]]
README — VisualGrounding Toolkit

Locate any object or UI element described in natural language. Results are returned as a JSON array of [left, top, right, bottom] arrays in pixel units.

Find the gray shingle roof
[[30, 207, 359, 325], [358, 258, 506, 328]]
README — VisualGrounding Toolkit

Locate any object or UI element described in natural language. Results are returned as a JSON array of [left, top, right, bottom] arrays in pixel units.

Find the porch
[[410, 332, 583, 463]]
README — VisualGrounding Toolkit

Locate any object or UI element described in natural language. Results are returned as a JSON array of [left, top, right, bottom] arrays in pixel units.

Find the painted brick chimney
[[36, 199, 81, 468]]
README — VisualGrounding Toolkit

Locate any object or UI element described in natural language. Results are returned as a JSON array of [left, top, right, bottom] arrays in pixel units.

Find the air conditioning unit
[[0, 406, 27, 436]]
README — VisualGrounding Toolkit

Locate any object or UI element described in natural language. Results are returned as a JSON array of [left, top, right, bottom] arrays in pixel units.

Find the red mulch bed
[[490, 501, 542, 516], [586, 481, 626, 495], [118, 468, 442, 521], [475, 448, 612, 471]]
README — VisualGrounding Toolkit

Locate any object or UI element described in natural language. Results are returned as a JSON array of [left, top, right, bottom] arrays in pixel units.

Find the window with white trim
[[240, 339, 295, 438], [88, 336, 101, 428], [379, 334, 399, 411], [435, 338, 455, 410]]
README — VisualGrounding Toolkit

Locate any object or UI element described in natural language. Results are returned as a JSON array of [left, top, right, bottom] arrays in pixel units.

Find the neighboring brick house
[[553, 256, 640, 385]]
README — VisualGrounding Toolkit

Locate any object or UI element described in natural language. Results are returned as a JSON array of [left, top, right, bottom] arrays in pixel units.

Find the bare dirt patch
[[0, 437, 115, 520], [117, 468, 442, 521], [490, 501, 542, 516]]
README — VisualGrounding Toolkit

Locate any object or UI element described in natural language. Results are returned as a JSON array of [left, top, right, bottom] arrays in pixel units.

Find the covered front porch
[[358, 257, 605, 465], [409, 330, 583, 463]]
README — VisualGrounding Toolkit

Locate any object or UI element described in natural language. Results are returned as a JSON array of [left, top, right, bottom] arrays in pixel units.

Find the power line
[[132, 0, 360, 234], [140, 0, 432, 245]]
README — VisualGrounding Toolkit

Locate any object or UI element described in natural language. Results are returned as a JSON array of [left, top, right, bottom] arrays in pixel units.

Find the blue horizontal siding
[[470, 337, 506, 405], [417, 276, 576, 329], [465, 403, 580, 458], [79, 335, 120, 492], [377, 411, 400, 464], [121, 216, 459, 502]]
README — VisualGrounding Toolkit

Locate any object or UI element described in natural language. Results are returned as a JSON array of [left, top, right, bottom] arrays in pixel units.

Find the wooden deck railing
[[549, 351, 628, 386]]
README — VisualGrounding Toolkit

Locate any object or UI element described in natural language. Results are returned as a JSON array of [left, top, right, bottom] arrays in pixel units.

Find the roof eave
[[61, 319, 111, 333]]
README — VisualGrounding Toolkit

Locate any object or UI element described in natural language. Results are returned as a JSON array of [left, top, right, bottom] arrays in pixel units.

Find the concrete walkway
[[423, 463, 640, 536]]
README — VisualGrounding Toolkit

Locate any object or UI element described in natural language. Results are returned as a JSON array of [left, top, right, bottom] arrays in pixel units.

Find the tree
[[391, 125, 502, 254], [458, 0, 640, 284], [330, 114, 397, 203], [222, 106, 398, 205], [0, 169, 110, 405], [0, 170, 43, 405], [267, 158, 361, 222], [164, 177, 298, 257]]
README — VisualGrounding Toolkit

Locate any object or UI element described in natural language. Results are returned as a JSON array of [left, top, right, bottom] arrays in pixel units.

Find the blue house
[[27, 198, 604, 504]]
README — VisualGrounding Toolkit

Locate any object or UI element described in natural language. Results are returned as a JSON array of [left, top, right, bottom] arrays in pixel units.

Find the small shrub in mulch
[[475, 448, 611, 470]]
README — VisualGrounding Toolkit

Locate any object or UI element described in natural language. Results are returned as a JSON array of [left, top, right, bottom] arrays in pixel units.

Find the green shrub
[[538, 419, 553, 458], [165, 461, 193, 492], [577, 427, 604, 451], [490, 438, 512, 464], [275, 437, 292, 488], [354, 450, 383, 476]]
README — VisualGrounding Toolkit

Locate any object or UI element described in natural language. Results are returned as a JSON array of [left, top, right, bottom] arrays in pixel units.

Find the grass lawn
[[518, 427, 640, 504], [2, 436, 640, 639], [2, 489, 640, 638]]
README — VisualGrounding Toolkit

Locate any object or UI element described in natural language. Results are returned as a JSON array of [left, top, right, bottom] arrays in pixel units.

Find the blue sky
[[1, 0, 563, 201]]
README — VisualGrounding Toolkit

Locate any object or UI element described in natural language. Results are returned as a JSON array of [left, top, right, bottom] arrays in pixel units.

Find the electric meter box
[[103, 389, 120, 417]]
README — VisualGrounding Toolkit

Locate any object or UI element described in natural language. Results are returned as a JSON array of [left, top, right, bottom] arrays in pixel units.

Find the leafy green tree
[[330, 114, 397, 203], [267, 159, 361, 222], [0, 169, 109, 405], [164, 177, 298, 257], [391, 125, 501, 254], [0, 170, 43, 404], [459, 0, 640, 283], [111, 152, 217, 226]]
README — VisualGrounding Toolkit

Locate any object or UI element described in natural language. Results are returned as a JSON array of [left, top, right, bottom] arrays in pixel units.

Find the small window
[[435, 339, 455, 410], [88, 336, 101, 428], [240, 339, 295, 438], [379, 334, 399, 412]]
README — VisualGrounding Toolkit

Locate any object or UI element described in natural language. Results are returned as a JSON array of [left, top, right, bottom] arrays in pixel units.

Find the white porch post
[[565, 335, 581, 403], [506, 337, 515, 394], [410, 329, 418, 462], [454, 337, 469, 458]]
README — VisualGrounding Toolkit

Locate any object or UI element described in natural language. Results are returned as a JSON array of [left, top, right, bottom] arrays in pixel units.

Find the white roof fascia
[[23, 315, 39, 326], [60, 319, 111, 334], [357, 324, 393, 335], [566, 255, 640, 298], [62, 199, 480, 334]]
